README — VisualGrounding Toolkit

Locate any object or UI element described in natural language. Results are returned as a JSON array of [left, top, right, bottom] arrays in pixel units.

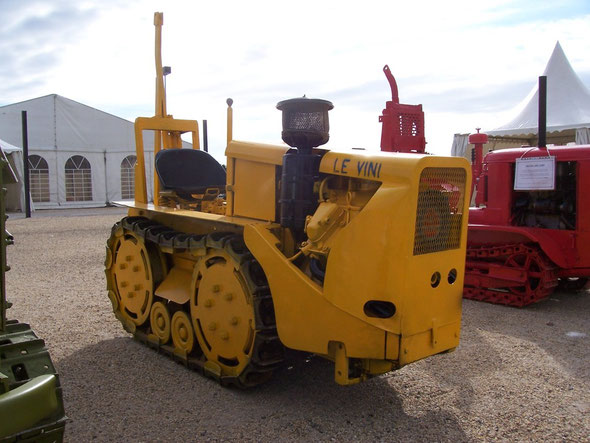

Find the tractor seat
[[155, 148, 226, 194]]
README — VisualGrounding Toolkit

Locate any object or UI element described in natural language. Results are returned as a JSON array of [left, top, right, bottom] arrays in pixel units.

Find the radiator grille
[[413, 167, 467, 255]]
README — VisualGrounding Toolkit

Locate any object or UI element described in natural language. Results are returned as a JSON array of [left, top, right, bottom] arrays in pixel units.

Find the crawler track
[[463, 243, 559, 307], [105, 216, 284, 388]]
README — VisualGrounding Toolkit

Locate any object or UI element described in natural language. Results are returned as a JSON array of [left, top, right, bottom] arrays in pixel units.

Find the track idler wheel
[[105, 222, 166, 330], [504, 247, 557, 306]]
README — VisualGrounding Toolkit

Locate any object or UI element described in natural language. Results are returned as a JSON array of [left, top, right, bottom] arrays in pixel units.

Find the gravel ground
[[4, 208, 590, 442]]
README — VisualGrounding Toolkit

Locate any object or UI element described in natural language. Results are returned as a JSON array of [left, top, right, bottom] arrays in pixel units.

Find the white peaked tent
[[0, 94, 191, 210], [452, 42, 590, 159]]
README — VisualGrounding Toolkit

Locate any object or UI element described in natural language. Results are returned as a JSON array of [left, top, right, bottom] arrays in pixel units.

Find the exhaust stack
[[538, 75, 547, 149]]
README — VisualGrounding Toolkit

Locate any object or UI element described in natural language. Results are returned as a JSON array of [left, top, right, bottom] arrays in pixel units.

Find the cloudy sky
[[2, 0, 590, 161]]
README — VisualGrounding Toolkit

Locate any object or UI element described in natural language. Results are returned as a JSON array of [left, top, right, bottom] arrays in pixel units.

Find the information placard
[[514, 156, 555, 190]]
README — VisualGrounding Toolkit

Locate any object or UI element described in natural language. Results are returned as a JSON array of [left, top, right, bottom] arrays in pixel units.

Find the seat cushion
[[155, 149, 226, 194]]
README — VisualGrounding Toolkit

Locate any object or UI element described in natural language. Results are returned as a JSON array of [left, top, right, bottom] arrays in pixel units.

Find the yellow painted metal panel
[[321, 154, 470, 342], [244, 223, 387, 359], [133, 122, 148, 204], [398, 249, 465, 337], [136, 116, 201, 135], [386, 332, 400, 360], [233, 160, 277, 221], [323, 183, 409, 335], [226, 156, 236, 216], [117, 201, 267, 228], [399, 320, 460, 365], [320, 150, 470, 182], [155, 265, 193, 305], [225, 141, 286, 218], [226, 140, 288, 165]]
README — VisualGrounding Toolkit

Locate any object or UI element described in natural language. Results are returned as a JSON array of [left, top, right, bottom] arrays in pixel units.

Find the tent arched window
[[120, 155, 136, 199], [65, 155, 92, 201], [28, 154, 50, 202]]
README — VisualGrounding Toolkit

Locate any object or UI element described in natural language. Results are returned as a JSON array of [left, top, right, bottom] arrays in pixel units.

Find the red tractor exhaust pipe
[[538, 75, 547, 149], [379, 65, 425, 153]]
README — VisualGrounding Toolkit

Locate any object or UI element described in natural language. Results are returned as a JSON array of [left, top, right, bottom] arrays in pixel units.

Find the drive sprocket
[[190, 234, 284, 387]]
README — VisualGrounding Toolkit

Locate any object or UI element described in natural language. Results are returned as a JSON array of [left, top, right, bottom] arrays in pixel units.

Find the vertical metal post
[[226, 98, 233, 146], [103, 151, 109, 205], [203, 120, 208, 152], [225, 99, 234, 216], [538, 76, 547, 149], [153, 13, 164, 206], [21, 111, 31, 218]]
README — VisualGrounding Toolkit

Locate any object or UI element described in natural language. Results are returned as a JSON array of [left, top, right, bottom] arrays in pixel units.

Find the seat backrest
[[155, 149, 226, 194]]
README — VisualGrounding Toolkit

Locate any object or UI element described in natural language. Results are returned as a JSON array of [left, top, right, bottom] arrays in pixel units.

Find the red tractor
[[464, 77, 590, 307], [378, 70, 590, 307]]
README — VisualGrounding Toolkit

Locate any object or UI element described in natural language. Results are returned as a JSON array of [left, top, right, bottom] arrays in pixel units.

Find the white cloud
[[2, 0, 590, 161]]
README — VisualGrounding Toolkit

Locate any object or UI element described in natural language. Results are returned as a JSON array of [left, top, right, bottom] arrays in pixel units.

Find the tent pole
[[21, 111, 31, 218]]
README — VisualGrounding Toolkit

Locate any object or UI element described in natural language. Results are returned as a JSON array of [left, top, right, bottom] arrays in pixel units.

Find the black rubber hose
[[310, 258, 326, 282]]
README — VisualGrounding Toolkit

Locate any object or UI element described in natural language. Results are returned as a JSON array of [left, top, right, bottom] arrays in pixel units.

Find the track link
[[463, 243, 558, 307], [106, 216, 284, 388]]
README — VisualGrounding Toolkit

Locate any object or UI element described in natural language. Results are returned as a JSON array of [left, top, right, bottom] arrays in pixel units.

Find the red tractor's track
[[463, 243, 559, 307]]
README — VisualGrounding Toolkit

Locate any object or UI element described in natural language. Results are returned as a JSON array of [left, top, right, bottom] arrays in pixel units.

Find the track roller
[[150, 301, 171, 344], [171, 311, 195, 354]]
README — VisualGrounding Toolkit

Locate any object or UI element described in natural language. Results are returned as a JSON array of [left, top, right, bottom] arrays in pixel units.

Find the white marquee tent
[[452, 42, 590, 160], [0, 94, 191, 211], [0, 138, 24, 211]]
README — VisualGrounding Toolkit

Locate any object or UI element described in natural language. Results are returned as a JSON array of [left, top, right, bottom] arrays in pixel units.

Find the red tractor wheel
[[504, 247, 556, 306]]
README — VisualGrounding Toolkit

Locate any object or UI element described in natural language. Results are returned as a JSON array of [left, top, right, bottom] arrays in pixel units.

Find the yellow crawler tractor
[[105, 13, 471, 387]]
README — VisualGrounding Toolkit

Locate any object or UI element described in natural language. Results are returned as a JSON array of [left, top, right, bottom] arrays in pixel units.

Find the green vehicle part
[[0, 151, 66, 442]]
